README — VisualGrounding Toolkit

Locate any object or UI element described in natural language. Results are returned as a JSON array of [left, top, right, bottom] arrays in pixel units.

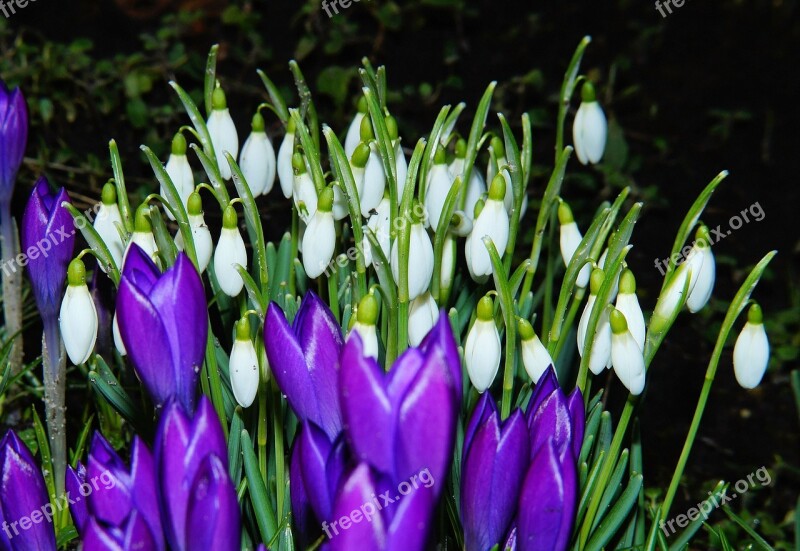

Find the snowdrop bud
[[558, 201, 590, 287], [349, 293, 379, 359], [175, 192, 213, 273], [651, 260, 691, 335], [277, 118, 296, 198], [425, 146, 453, 230], [391, 203, 434, 300], [440, 234, 456, 292], [615, 269, 645, 352], [408, 291, 439, 347], [128, 204, 158, 264], [112, 311, 126, 356], [239, 112, 276, 197], [610, 309, 646, 395], [577, 268, 605, 353], [350, 142, 370, 205], [361, 143, 386, 216], [465, 296, 501, 393], [303, 187, 336, 279], [292, 152, 317, 221], [207, 87, 239, 180], [344, 96, 368, 157], [364, 196, 391, 268], [686, 225, 715, 313], [214, 205, 247, 297], [230, 316, 259, 408], [466, 174, 509, 279], [93, 183, 125, 271], [573, 81, 607, 165], [519, 319, 554, 384], [59, 258, 98, 365], [733, 304, 770, 389], [163, 132, 195, 221]]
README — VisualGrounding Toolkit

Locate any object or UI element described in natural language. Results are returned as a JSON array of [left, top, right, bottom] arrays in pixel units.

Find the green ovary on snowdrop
[[206, 87, 239, 180], [214, 205, 248, 297], [733, 304, 770, 389], [59, 258, 98, 365], [465, 295, 501, 393], [348, 293, 380, 359], [128, 203, 158, 263]]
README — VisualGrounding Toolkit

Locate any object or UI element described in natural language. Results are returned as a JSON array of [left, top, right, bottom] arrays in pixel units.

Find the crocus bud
[[206, 87, 239, 180], [686, 225, 715, 313], [610, 308, 646, 395], [408, 291, 439, 347], [302, 187, 336, 279], [348, 293, 379, 359], [292, 152, 318, 221], [213, 205, 247, 297], [164, 132, 195, 220], [425, 146, 453, 230], [128, 203, 158, 264], [277, 118, 296, 198], [93, 182, 125, 271], [239, 112, 276, 197], [519, 319, 554, 384], [59, 258, 98, 365], [360, 142, 386, 217], [465, 296, 501, 393], [466, 174, 509, 279], [175, 192, 213, 273], [558, 201, 590, 287], [344, 96, 367, 157], [0, 81, 27, 203], [615, 268, 645, 351], [390, 203, 434, 301], [449, 138, 486, 221], [733, 304, 769, 389], [573, 81, 607, 165], [230, 316, 259, 408]]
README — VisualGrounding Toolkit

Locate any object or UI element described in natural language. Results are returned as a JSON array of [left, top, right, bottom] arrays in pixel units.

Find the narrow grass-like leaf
[[63, 203, 120, 285], [257, 69, 290, 123], [204, 44, 218, 117], [241, 429, 277, 543], [109, 140, 134, 233], [585, 473, 643, 551]]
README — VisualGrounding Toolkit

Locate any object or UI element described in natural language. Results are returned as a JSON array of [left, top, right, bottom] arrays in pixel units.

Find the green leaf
[[241, 429, 277, 543], [227, 152, 269, 291], [109, 140, 134, 234], [458, 82, 496, 209], [585, 473, 643, 551], [63, 203, 120, 285], [169, 80, 217, 163], [668, 481, 728, 550], [88, 356, 146, 431], [31, 407, 56, 518], [257, 69, 290, 124], [204, 44, 219, 118], [720, 505, 775, 551]]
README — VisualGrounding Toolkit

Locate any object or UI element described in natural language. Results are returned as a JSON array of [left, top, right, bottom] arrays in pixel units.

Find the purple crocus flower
[[265, 291, 344, 440], [116, 244, 207, 412], [461, 407, 530, 551], [0, 80, 28, 203], [462, 392, 497, 463], [20, 176, 75, 319], [526, 367, 585, 462], [0, 430, 56, 551], [155, 396, 237, 551]]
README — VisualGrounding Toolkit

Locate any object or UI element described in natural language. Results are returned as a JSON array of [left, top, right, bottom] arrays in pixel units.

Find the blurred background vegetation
[[1, 0, 798, 547]]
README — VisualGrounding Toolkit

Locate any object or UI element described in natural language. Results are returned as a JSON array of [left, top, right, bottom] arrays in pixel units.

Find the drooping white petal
[[303, 210, 335, 279], [207, 108, 239, 180], [391, 223, 434, 301], [733, 322, 769, 389], [651, 263, 690, 331], [577, 294, 597, 353], [240, 131, 276, 197], [615, 292, 646, 352], [573, 101, 607, 165], [164, 154, 195, 220], [230, 339, 259, 408], [408, 292, 439, 347], [467, 199, 509, 278], [59, 284, 98, 365], [93, 203, 124, 271], [277, 131, 295, 199], [440, 235, 456, 291], [598, 249, 619, 301], [425, 163, 454, 230], [394, 141, 408, 198], [686, 247, 715, 313], [560, 221, 591, 287], [364, 197, 391, 268], [112, 311, 126, 356], [214, 227, 248, 296], [349, 322, 379, 359], [344, 112, 365, 158], [522, 334, 554, 384], [360, 144, 386, 216], [465, 318, 501, 393], [175, 214, 213, 273], [293, 172, 318, 222], [587, 307, 612, 375], [611, 328, 646, 395]]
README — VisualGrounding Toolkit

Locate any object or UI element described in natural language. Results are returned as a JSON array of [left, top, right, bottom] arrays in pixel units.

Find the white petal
[[349, 322, 379, 359], [344, 113, 365, 158], [440, 235, 456, 290], [463, 170, 486, 221], [467, 199, 509, 278], [611, 330, 646, 395], [112, 311, 126, 356], [303, 211, 335, 279], [522, 334, 554, 384], [240, 131, 276, 197], [733, 322, 769, 389], [687, 248, 715, 313], [408, 293, 439, 346], [214, 227, 248, 296], [615, 292, 646, 352], [164, 154, 195, 220], [465, 319, 501, 392], [59, 285, 98, 365], [207, 109, 239, 180], [360, 144, 385, 216], [577, 294, 597, 354], [293, 173, 318, 222], [277, 131, 295, 199], [93, 204, 124, 271], [560, 221, 590, 287], [652, 263, 690, 324], [176, 214, 213, 274], [395, 141, 408, 198], [424, 164, 453, 230], [573, 105, 589, 165], [598, 249, 619, 301], [230, 339, 259, 408], [129, 232, 158, 264], [391, 223, 433, 301], [500, 166, 513, 212], [573, 102, 607, 165], [588, 308, 612, 375]]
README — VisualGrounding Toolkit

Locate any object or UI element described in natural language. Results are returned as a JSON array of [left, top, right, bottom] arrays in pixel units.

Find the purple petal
[[66, 462, 88, 534], [327, 464, 385, 551], [155, 401, 191, 550], [339, 334, 394, 475], [529, 389, 573, 462], [296, 422, 336, 521], [121, 243, 160, 293], [186, 455, 240, 550], [385, 347, 425, 407], [0, 85, 28, 197], [82, 518, 125, 551], [87, 435, 134, 528], [419, 312, 462, 404], [129, 437, 164, 551], [290, 434, 320, 548], [121, 510, 159, 551], [516, 439, 578, 551], [525, 365, 558, 425], [566, 389, 585, 460], [504, 526, 517, 551], [386, 481, 436, 551], [462, 392, 498, 463]]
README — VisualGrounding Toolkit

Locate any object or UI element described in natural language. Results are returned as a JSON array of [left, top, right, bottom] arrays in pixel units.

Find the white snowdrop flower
[[331, 180, 350, 221], [686, 225, 715, 313], [174, 192, 213, 273], [59, 259, 98, 365], [93, 183, 125, 272], [344, 97, 367, 157], [213, 205, 248, 297], [239, 112, 276, 197], [559, 201, 591, 288], [350, 142, 370, 207], [292, 152, 318, 222], [598, 247, 620, 301], [206, 87, 239, 180], [277, 118, 296, 199], [466, 174, 509, 279], [112, 311, 126, 356], [348, 294, 380, 359], [450, 211, 473, 237], [450, 139, 487, 222], [519, 319, 554, 384], [577, 269, 603, 354], [610, 308, 646, 395], [230, 316, 259, 408], [465, 296, 501, 393], [127, 205, 158, 265], [163, 132, 195, 221], [361, 143, 386, 217], [573, 82, 607, 165], [395, 140, 408, 198], [364, 196, 391, 268], [489, 137, 515, 213], [425, 147, 454, 231], [440, 234, 456, 292], [578, 268, 612, 374], [391, 205, 434, 301], [408, 292, 439, 347], [733, 304, 770, 389], [615, 269, 646, 352], [302, 188, 336, 279], [650, 261, 691, 336]]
